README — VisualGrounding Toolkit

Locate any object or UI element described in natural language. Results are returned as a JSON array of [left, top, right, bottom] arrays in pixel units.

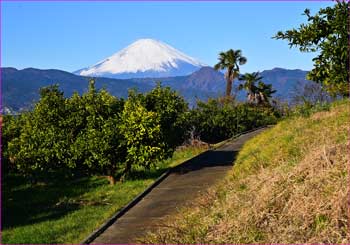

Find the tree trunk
[[248, 92, 254, 103], [226, 77, 232, 97], [255, 93, 262, 105], [259, 92, 267, 105], [107, 175, 116, 185], [120, 162, 132, 183]]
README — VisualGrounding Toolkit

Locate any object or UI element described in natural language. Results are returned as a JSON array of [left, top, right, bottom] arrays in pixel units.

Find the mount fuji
[[74, 39, 206, 79]]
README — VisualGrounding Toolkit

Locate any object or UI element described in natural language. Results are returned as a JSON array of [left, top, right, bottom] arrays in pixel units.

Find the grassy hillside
[[144, 99, 350, 244]]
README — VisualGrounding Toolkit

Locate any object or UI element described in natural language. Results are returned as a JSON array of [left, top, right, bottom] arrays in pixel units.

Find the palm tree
[[238, 72, 276, 105], [256, 81, 276, 105], [238, 72, 262, 103], [214, 49, 247, 97]]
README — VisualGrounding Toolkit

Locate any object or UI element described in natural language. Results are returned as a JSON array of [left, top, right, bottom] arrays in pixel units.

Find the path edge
[[81, 125, 269, 244]]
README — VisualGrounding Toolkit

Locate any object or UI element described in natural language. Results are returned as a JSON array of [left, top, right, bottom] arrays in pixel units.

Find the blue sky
[[2, 1, 333, 73]]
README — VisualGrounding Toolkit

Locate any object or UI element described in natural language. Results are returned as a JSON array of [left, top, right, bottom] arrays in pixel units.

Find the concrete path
[[90, 128, 267, 244]]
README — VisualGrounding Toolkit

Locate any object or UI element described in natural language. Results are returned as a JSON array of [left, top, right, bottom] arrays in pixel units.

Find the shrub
[[291, 101, 331, 118], [2, 114, 23, 175], [4, 82, 279, 184], [191, 98, 279, 144], [143, 84, 190, 157], [120, 96, 165, 180], [7, 85, 68, 181], [66, 81, 125, 184], [4, 82, 189, 184]]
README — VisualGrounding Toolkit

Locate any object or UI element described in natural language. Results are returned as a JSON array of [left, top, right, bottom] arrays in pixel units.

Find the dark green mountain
[[2, 66, 311, 114]]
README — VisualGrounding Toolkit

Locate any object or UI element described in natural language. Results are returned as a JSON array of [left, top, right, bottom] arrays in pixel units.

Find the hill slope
[[144, 100, 350, 244]]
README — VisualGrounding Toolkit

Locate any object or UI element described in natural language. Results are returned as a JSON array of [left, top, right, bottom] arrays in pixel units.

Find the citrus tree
[[274, 1, 349, 96]]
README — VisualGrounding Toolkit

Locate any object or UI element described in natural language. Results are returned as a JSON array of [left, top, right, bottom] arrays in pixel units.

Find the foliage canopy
[[274, 1, 349, 96], [3, 81, 279, 183]]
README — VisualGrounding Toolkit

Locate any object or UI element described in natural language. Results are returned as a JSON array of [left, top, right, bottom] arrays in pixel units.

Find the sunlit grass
[[2, 144, 209, 244]]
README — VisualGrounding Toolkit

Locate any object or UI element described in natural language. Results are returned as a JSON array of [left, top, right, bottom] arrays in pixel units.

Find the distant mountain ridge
[[2, 66, 312, 114], [260, 68, 310, 99], [74, 39, 205, 79], [2, 67, 152, 113]]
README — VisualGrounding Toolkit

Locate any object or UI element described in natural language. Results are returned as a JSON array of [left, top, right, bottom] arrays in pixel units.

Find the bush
[[143, 84, 190, 157], [5, 82, 127, 183], [4, 82, 280, 184], [7, 86, 68, 180], [4, 82, 191, 184], [2, 114, 23, 175], [120, 96, 165, 180], [191, 98, 279, 144], [291, 101, 331, 117], [66, 81, 125, 184]]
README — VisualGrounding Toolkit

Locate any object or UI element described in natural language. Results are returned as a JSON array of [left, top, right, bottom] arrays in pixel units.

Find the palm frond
[[214, 63, 222, 71], [239, 56, 247, 65], [238, 74, 246, 81]]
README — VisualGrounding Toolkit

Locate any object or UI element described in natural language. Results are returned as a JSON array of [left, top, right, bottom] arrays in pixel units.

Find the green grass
[[2, 144, 208, 244], [143, 99, 350, 244]]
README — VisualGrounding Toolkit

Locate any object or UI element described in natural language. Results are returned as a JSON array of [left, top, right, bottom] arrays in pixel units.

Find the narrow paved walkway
[[91, 128, 267, 244]]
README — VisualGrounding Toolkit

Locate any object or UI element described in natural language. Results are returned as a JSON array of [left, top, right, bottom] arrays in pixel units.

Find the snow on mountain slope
[[74, 39, 206, 79]]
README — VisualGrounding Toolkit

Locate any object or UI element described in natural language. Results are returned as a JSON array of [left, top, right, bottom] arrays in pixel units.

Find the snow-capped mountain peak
[[74, 38, 206, 79]]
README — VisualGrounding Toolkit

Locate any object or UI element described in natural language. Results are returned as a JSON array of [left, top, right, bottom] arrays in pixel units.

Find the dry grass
[[143, 100, 350, 244]]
